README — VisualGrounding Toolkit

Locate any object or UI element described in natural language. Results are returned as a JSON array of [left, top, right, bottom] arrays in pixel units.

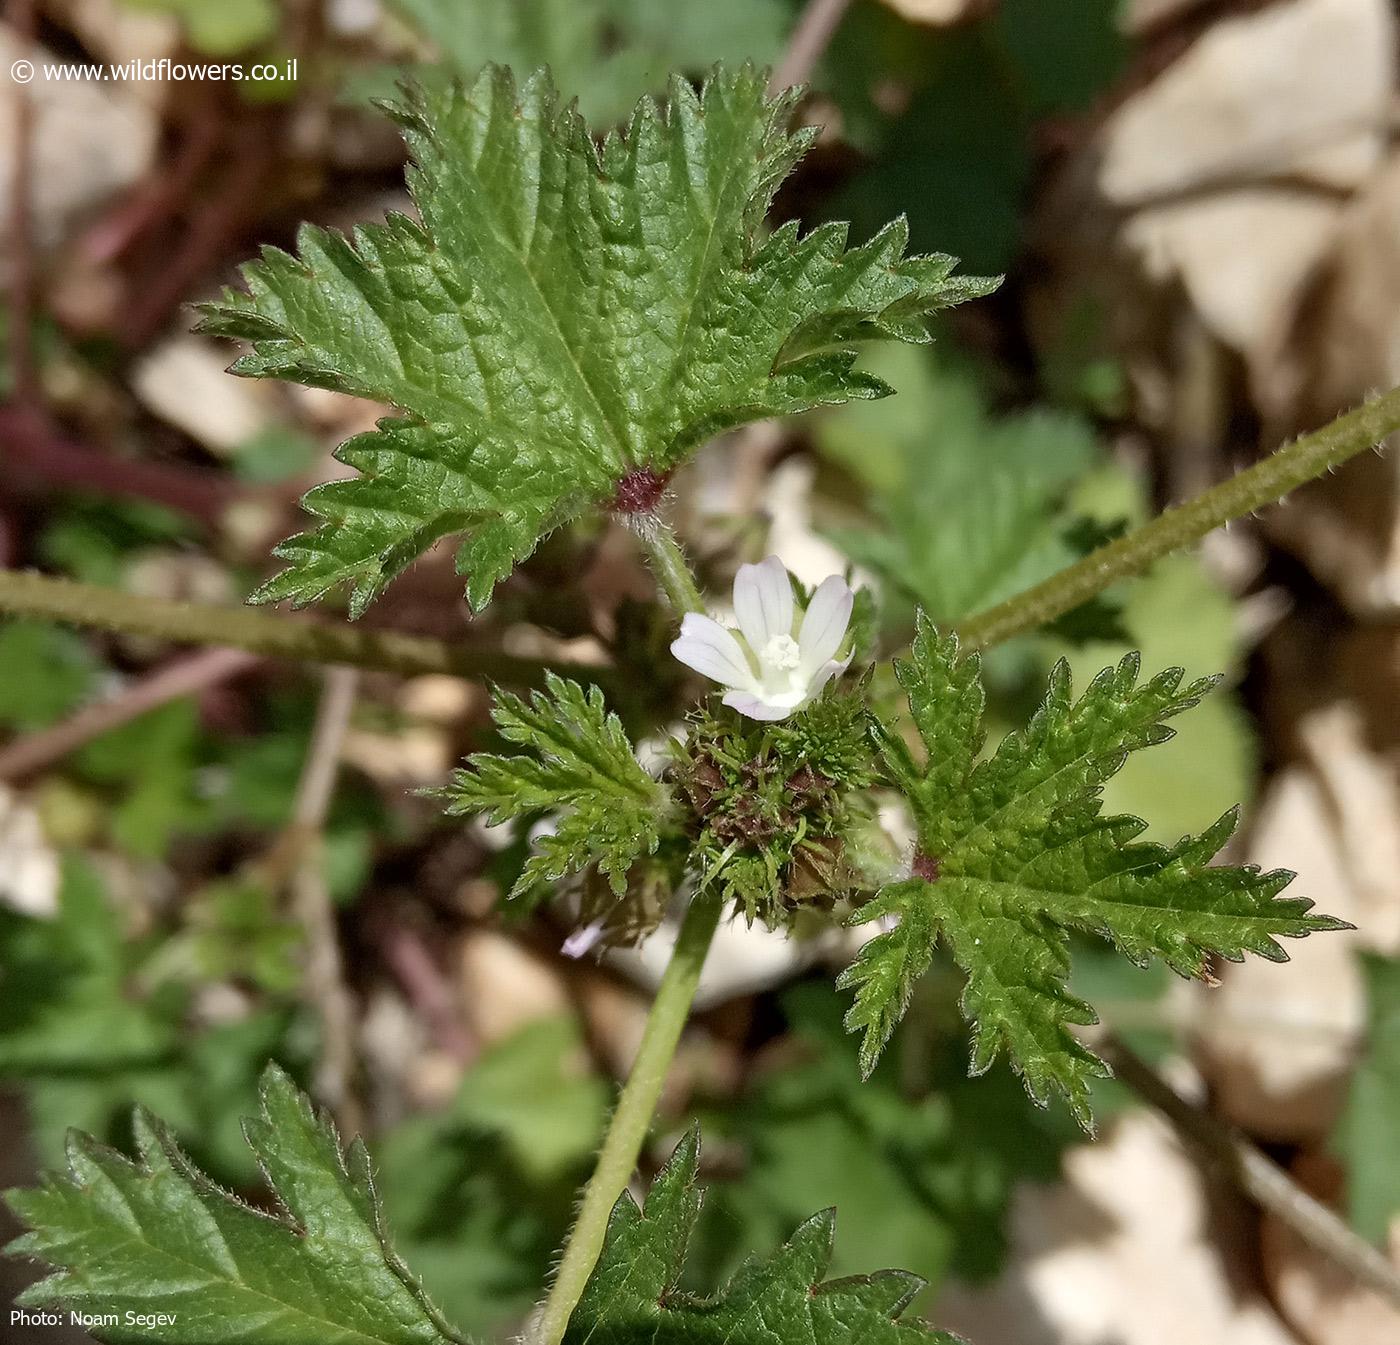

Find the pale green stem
[[624, 512, 708, 617], [3, 390, 1395, 675], [528, 512, 716, 1345], [954, 386, 1400, 650], [0, 568, 602, 687], [531, 890, 723, 1345]]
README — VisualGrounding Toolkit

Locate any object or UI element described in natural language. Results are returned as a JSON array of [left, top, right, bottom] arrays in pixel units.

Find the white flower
[[670, 556, 854, 721]]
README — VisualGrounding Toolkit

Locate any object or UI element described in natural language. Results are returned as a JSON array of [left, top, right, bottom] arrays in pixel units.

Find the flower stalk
[[624, 512, 708, 617], [530, 889, 723, 1345], [531, 509, 719, 1345]]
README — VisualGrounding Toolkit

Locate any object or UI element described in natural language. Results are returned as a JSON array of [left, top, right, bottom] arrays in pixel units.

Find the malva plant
[[5, 60, 1400, 1345]]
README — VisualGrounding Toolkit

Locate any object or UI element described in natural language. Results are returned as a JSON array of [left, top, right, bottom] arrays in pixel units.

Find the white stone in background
[[1302, 704, 1400, 952], [358, 988, 436, 1114], [125, 551, 236, 608], [1287, 130, 1396, 194], [763, 457, 865, 590], [39, 0, 178, 105], [1123, 0, 1211, 31], [458, 930, 569, 1043], [1193, 705, 1400, 1142], [1122, 189, 1343, 389], [329, 0, 383, 37], [342, 723, 452, 787], [936, 1106, 1298, 1345], [132, 336, 281, 452], [1099, 0, 1393, 204], [469, 815, 517, 854], [0, 786, 60, 919], [1265, 1185, 1400, 1345], [610, 908, 853, 1009], [1259, 149, 1400, 614], [877, 0, 981, 25], [1304, 150, 1400, 404], [1193, 770, 1362, 1139], [192, 981, 255, 1025], [0, 29, 158, 272], [397, 675, 479, 725], [287, 384, 388, 435]]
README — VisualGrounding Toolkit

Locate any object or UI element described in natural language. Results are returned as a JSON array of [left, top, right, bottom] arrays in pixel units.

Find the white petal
[[733, 556, 794, 652], [802, 658, 848, 702], [722, 689, 796, 721], [797, 575, 854, 674], [671, 614, 754, 689]]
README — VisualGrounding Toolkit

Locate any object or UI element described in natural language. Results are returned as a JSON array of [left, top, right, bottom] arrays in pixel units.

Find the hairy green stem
[[0, 568, 603, 686], [955, 386, 1400, 650], [532, 890, 722, 1345], [528, 512, 717, 1345], [624, 513, 708, 617], [7, 384, 1393, 683]]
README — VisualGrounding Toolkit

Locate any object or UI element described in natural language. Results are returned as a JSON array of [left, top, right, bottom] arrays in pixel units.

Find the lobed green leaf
[[5, 1066, 462, 1344], [817, 345, 1106, 628], [567, 1127, 962, 1344], [439, 673, 669, 898], [842, 616, 1345, 1128], [199, 64, 994, 616]]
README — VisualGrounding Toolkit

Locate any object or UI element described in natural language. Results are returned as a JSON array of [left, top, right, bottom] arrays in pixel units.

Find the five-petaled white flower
[[670, 556, 854, 721]]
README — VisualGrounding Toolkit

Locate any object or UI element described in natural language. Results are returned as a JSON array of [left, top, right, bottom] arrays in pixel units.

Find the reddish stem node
[[609, 467, 671, 515]]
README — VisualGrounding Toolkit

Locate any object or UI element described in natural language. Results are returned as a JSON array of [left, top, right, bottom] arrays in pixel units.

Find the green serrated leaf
[[840, 616, 1343, 1128], [566, 1126, 962, 1344], [6, 1065, 463, 1344], [1336, 953, 1400, 1245], [1048, 551, 1256, 844], [199, 65, 994, 616], [440, 673, 668, 899]]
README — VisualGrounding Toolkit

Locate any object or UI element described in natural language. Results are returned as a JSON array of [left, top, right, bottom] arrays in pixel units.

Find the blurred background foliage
[[2, 1, 1399, 1342]]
